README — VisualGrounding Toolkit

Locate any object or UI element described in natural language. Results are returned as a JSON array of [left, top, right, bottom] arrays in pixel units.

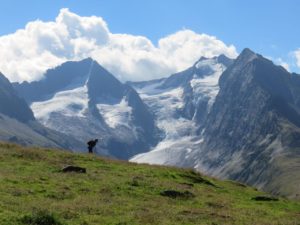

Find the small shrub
[[20, 210, 62, 225], [130, 176, 143, 187], [160, 190, 195, 199], [251, 196, 279, 201], [181, 170, 217, 187]]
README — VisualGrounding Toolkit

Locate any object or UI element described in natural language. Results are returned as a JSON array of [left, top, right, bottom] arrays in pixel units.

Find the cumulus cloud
[[0, 8, 237, 82], [294, 49, 300, 68]]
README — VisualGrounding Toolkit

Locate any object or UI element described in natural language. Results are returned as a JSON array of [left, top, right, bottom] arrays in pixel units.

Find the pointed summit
[[86, 60, 125, 102], [14, 58, 94, 103], [241, 47, 256, 55], [82, 57, 94, 63], [235, 48, 258, 65]]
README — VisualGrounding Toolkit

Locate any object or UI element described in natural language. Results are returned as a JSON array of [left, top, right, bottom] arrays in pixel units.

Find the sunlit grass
[[0, 142, 300, 225]]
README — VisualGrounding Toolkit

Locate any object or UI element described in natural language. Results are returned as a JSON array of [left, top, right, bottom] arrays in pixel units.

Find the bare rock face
[[0, 72, 35, 123]]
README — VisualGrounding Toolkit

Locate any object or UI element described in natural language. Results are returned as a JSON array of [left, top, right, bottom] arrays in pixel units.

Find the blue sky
[[0, 0, 299, 81]]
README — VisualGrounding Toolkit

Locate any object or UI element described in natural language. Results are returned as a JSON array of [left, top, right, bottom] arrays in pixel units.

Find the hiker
[[87, 139, 98, 153]]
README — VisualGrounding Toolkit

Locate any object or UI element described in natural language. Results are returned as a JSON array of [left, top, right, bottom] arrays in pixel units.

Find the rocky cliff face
[[194, 49, 300, 198]]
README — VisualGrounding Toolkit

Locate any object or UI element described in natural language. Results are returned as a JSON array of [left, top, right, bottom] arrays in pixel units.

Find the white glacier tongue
[[30, 84, 108, 146], [31, 85, 89, 125], [30, 60, 94, 123], [130, 57, 228, 167], [190, 62, 226, 111], [135, 85, 193, 138], [130, 83, 199, 166], [31, 83, 137, 141], [96, 97, 132, 129]]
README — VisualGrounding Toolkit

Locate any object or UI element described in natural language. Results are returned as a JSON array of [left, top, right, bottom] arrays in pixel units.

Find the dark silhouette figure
[[87, 139, 98, 153]]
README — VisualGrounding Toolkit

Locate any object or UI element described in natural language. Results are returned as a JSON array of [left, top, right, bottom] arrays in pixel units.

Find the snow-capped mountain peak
[[14, 58, 159, 159]]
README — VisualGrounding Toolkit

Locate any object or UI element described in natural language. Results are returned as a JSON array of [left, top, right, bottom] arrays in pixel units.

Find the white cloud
[[294, 49, 300, 68], [280, 62, 290, 71], [275, 58, 290, 72], [0, 8, 237, 82]]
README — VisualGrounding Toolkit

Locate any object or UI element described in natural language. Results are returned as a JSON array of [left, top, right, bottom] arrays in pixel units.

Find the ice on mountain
[[96, 97, 132, 129], [131, 56, 229, 166], [31, 86, 89, 124], [190, 62, 225, 110]]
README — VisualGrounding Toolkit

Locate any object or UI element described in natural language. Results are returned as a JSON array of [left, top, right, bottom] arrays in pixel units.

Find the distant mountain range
[[1, 48, 299, 198]]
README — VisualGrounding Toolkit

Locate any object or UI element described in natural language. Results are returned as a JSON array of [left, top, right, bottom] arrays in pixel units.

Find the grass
[[0, 142, 300, 225]]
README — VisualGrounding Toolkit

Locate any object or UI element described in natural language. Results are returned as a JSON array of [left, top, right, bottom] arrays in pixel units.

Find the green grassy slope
[[0, 142, 300, 225]]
